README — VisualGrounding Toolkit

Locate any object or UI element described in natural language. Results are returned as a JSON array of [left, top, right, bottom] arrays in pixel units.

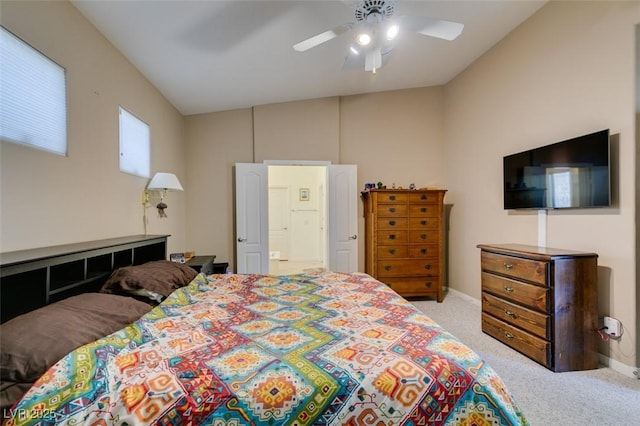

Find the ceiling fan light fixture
[[356, 33, 371, 46], [386, 24, 399, 40]]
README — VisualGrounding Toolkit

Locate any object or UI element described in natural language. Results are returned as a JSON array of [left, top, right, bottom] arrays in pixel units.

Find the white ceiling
[[71, 0, 547, 116]]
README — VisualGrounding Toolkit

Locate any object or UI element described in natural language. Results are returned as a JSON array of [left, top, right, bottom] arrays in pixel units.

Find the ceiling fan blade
[[343, 47, 392, 71], [365, 49, 382, 72], [293, 24, 353, 52], [401, 16, 464, 41]]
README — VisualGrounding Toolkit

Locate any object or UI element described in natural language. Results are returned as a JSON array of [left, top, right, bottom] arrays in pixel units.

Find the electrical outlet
[[604, 316, 621, 337]]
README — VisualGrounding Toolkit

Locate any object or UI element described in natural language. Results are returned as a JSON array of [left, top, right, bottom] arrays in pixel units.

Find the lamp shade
[[147, 172, 183, 191]]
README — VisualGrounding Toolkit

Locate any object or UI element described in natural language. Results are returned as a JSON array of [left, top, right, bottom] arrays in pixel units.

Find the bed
[[2, 264, 528, 425]]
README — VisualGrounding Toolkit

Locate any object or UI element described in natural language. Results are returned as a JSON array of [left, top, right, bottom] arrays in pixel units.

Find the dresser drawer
[[377, 259, 439, 277], [482, 292, 549, 339], [377, 218, 407, 229], [407, 192, 438, 204], [481, 272, 548, 312], [382, 277, 440, 296], [483, 313, 550, 367], [378, 193, 408, 203], [376, 245, 407, 259], [377, 204, 407, 217], [377, 230, 407, 244], [407, 205, 438, 216], [481, 251, 547, 285], [408, 230, 440, 244], [363, 189, 447, 303], [408, 217, 439, 229], [407, 245, 438, 258]]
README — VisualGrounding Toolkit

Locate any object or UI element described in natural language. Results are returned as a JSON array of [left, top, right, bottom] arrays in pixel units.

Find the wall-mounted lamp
[[142, 172, 183, 234]]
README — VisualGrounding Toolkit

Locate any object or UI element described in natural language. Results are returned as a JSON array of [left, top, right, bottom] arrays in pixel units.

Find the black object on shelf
[[185, 256, 215, 275], [212, 262, 229, 274]]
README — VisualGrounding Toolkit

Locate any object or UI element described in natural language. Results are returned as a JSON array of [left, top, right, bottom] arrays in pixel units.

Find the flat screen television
[[503, 129, 611, 209]]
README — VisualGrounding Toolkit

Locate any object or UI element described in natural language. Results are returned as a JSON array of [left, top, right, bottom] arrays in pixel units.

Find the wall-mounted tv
[[503, 129, 611, 210]]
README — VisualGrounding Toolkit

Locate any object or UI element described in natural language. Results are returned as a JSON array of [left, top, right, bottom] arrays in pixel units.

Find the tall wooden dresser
[[362, 189, 446, 302], [477, 244, 598, 372]]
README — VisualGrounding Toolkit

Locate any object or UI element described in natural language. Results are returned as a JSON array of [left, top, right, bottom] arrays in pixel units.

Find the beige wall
[[269, 166, 327, 262], [254, 98, 340, 163], [184, 108, 254, 264], [444, 0, 639, 370], [340, 87, 446, 272], [1, 0, 637, 371], [184, 87, 445, 271], [0, 0, 187, 254]]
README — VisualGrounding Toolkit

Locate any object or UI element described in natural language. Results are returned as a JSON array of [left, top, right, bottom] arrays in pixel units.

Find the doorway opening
[[235, 162, 357, 274], [268, 165, 327, 275]]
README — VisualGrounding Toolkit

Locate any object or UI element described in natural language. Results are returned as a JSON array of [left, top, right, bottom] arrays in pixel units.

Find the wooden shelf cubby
[[0, 235, 168, 323]]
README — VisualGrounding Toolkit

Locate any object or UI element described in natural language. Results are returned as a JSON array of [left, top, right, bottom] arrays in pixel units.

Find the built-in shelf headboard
[[0, 235, 169, 323]]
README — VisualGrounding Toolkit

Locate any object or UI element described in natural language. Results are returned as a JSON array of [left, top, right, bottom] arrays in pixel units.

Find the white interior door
[[328, 164, 358, 272], [235, 163, 268, 273], [268, 186, 290, 260]]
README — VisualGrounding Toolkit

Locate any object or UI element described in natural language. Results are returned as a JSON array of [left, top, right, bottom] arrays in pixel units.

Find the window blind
[[119, 106, 150, 178], [0, 27, 67, 155]]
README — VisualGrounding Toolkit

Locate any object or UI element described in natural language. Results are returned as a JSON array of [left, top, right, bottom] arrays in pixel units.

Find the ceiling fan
[[293, 0, 464, 74]]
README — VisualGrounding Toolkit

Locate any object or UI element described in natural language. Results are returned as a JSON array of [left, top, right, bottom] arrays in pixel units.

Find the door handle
[[349, 235, 357, 240], [237, 237, 247, 242]]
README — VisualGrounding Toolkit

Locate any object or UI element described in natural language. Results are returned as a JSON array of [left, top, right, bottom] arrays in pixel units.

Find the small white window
[[119, 107, 150, 178], [0, 26, 67, 155]]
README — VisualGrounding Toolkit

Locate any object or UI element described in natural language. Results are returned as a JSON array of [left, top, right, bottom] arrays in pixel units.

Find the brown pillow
[[1, 381, 33, 412], [0, 293, 152, 384], [100, 260, 197, 300]]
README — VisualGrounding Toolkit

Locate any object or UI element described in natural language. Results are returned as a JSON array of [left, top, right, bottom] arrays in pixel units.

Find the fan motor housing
[[355, 0, 396, 22]]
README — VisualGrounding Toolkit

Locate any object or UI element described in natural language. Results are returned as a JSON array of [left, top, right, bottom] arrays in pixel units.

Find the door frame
[[236, 160, 357, 273]]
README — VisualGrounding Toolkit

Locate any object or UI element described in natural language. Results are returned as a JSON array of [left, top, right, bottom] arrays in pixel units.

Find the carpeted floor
[[411, 292, 640, 426]]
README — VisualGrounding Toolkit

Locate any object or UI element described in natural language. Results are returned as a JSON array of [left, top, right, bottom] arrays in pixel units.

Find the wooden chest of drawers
[[477, 244, 598, 372], [362, 189, 446, 301]]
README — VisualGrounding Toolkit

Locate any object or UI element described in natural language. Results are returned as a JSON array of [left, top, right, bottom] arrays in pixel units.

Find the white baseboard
[[448, 287, 639, 379], [598, 354, 640, 379], [447, 288, 481, 306]]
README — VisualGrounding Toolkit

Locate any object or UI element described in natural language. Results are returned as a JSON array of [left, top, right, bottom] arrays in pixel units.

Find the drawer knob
[[384, 265, 392, 271], [424, 281, 432, 288], [504, 332, 515, 340], [504, 263, 514, 270], [421, 220, 428, 225], [389, 207, 396, 213], [421, 194, 428, 200], [424, 264, 432, 270], [389, 234, 396, 240], [504, 309, 517, 318], [420, 208, 427, 213], [421, 248, 427, 254], [389, 220, 396, 226], [389, 248, 396, 255], [420, 234, 427, 240], [503, 285, 515, 293], [390, 195, 396, 201]]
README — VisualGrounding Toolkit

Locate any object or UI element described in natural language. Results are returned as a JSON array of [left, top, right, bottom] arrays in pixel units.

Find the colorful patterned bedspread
[[7, 272, 527, 425]]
